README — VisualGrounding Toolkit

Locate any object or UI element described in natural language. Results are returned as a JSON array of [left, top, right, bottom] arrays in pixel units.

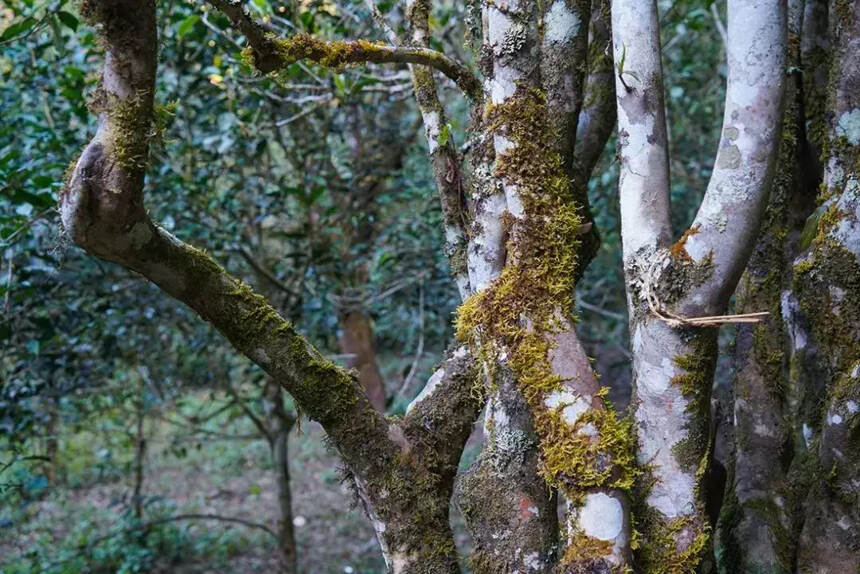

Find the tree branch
[[681, 0, 786, 313], [399, 0, 471, 298], [207, 0, 482, 100], [402, 344, 481, 488], [574, 0, 616, 181], [611, 0, 673, 261]]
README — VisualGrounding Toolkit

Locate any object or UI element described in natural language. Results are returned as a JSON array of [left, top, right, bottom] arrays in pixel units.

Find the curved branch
[[402, 344, 481, 485], [208, 0, 482, 100], [575, 0, 616, 182], [62, 3, 467, 569], [682, 0, 787, 313]]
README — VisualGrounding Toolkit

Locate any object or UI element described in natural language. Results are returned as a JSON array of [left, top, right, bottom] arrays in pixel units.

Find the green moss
[[628, 334, 717, 572], [272, 33, 385, 70], [795, 240, 860, 407], [636, 510, 711, 574], [559, 531, 615, 570], [668, 334, 717, 475], [107, 91, 153, 171]]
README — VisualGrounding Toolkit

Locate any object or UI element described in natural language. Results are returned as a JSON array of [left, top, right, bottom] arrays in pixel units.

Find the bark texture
[[792, 2, 860, 570], [338, 310, 387, 412]]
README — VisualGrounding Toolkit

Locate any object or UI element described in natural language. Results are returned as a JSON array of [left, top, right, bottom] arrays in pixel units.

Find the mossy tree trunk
[[449, 1, 635, 571], [717, 2, 860, 572], [790, 1, 860, 569], [717, 2, 820, 571]]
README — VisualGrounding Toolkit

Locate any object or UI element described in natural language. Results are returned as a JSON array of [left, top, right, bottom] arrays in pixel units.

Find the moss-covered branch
[[60, 3, 470, 571], [208, 0, 481, 99]]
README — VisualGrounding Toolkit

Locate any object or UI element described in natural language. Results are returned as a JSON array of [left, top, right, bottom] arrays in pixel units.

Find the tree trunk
[[717, 2, 817, 570], [611, 0, 787, 568], [337, 310, 387, 412], [133, 369, 146, 519], [791, 2, 860, 569], [263, 380, 298, 574]]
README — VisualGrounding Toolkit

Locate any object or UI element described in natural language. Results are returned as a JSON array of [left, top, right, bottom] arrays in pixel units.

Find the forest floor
[[0, 388, 480, 574]]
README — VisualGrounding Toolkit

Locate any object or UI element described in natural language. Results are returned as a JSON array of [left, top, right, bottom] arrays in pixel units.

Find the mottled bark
[[792, 2, 860, 570], [718, 4, 812, 570], [406, 0, 471, 298], [611, 0, 786, 568], [457, 4, 559, 570], [455, 1, 635, 570]]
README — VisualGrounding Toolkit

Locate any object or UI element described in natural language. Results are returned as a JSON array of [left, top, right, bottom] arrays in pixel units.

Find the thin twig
[[710, 3, 728, 46]]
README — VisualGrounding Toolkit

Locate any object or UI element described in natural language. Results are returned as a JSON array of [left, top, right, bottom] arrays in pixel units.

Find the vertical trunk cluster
[[789, 1, 859, 570], [719, 1, 860, 572], [611, 0, 786, 569]]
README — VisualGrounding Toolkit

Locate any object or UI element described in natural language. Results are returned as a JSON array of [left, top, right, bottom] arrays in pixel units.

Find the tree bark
[[717, 2, 818, 570], [792, 2, 860, 570]]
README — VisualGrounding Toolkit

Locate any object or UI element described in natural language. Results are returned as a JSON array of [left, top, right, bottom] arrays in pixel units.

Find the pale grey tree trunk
[[611, 0, 787, 568]]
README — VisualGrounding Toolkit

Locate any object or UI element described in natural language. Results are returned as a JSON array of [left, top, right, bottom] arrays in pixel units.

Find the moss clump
[[560, 531, 615, 571], [669, 334, 717, 473], [636, 512, 711, 574], [273, 34, 385, 70], [455, 86, 636, 564], [794, 239, 860, 407], [106, 91, 154, 171]]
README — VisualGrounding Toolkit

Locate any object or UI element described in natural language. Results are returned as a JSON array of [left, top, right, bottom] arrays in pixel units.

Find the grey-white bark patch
[[406, 366, 445, 413], [544, 390, 590, 425], [544, 0, 581, 44], [523, 551, 543, 570], [836, 109, 860, 145], [580, 492, 624, 540]]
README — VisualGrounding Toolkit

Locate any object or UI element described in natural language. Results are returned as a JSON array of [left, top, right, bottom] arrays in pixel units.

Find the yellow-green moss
[[669, 334, 717, 473], [107, 91, 153, 171], [272, 33, 384, 69], [560, 531, 615, 570], [636, 512, 711, 574]]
